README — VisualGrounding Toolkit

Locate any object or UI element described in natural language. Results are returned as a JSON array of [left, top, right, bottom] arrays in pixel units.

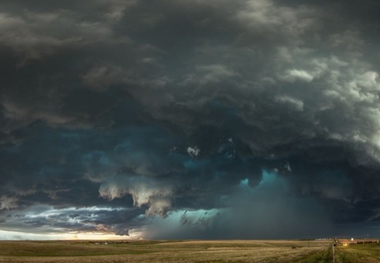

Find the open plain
[[1, 239, 380, 262], [0, 239, 335, 263], [335, 239, 380, 263]]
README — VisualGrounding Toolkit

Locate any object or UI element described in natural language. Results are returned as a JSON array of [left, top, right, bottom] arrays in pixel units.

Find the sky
[[1, 0, 380, 240]]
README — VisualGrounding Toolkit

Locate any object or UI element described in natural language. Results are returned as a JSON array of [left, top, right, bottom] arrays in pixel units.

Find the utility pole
[[332, 242, 335, 263]]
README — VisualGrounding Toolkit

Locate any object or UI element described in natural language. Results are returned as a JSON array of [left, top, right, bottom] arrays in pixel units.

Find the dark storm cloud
[[1, 0, 380, 238], [0, 205, 143, 236]]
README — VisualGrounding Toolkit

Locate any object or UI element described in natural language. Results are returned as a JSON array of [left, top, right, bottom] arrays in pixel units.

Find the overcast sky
[[1, 0, 380, 240]]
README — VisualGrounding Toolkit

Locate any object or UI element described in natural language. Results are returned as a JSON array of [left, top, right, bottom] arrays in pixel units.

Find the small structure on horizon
[[351, 238, 354, 241]]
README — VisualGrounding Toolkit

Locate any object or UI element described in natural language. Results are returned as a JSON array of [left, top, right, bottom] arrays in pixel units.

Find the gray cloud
[[1, 0, 380, 239]]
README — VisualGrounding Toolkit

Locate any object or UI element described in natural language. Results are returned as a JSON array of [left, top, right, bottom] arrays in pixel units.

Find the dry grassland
[[0, 239, 333, 263]]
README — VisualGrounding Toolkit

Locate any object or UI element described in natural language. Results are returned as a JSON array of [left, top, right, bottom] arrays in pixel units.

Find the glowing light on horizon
[[0, 229, 144, 241]]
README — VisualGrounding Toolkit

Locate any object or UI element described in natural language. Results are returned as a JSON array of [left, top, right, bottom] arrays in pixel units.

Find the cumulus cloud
[[187, 146, 200, 158], [0, 195, 18, 210], [1, 0, 380, 239], [99, 176, 173, 216], [282, 69, 314, 83]]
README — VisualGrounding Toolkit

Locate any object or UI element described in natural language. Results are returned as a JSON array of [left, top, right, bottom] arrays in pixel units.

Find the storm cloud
[[1, 0, 380, 239]]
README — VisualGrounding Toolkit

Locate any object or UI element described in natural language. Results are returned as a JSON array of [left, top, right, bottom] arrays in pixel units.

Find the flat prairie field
[[335, 240, 380, 263], [0, 239, 336, 263]]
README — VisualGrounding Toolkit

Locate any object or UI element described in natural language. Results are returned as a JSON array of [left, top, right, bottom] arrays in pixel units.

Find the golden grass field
[[0, 239, 333, 263], [0, 239, 378, 262]]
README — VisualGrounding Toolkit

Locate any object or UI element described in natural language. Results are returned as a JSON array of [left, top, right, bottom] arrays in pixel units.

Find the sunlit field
[[3, 239, 380, 262], [0, 239, 334, 263], [335, 239, 380, 263]]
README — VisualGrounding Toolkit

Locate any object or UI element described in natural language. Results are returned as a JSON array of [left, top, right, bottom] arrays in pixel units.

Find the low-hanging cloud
[[1, 0, 380, 239], [99, 175, 173, 216]]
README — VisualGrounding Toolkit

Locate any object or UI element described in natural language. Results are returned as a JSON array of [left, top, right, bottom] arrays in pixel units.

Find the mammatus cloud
[[1, 0, 380, 239]]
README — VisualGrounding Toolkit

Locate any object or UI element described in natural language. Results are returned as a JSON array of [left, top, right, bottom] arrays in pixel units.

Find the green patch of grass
[[336, 243, 380, 263]]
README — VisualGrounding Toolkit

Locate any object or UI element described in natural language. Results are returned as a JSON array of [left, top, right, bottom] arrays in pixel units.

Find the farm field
[[0, 239, 334, 263], [335, 239, 380, 263]]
